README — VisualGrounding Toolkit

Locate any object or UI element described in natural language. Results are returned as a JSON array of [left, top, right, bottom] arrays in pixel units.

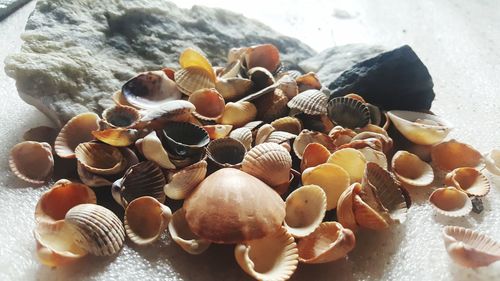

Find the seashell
[[122, 70, 182, 109], [101, 105, 141, 128], [365, 103, 382, 126], [337, 183, 362, 232], [76, 162, 113, 188], [9, 141, 53, 184], [255, 124, 275, 145], [162, 122, 210, 157], [34, 221, 87, 267], [387, 110, 452, 145], [287, 89, 328, 115], [91, 128, 139, 147], [429, 187, 472, 217], [327, 97, 371, 129], [167, 149, 207, 170], [54, 112, 100, 158], [35, 179, 96, 224], [266, 131, 297, 145], [138, 131, 176, 169], [244, 44, 281, 73], [124, 196, 172, 245], [206, 138, 246, 169], [188, 88, 225, 120], [242, 143, 292, 188], [235, 227, 298, 281], [228, 47, 249, 64], [442, 226, 500, 268], [484, 148, 500, 176], [23, 126, 58, 145], [175, 67, 216, 96], [391, 150, 434, 187], [302, 163, 351, 210], [112, 161, 166, 207], [352, 194, 391, 230], [351, 131, 393, 153], [179, 48, 216, 82], [164, 160, 208, 200], [344, 93, 366, 103], [75, 142, 126, 175], [356, 124, 390, 138], [295, 72, 322, 92], [215, 77, 253, 101], [444, 168, 490, 197], [284, 185, 327, 238], [276, 74, 299, 100], [65, 204, 125, 256], [327, 148, 367, 183], [293, 129, 335, 160], [248, 67, 276, 90], [139, 100, 195, 123], [219, 59, 242, 79], [241, 120, 265, 133], [168, 208, 211, 255], [271, 117, 302, 135], [218, 102, 257, 128], [254, 88, 289, 122], [184, 168, 286, 243], [203, 124, 233, 140], [431, 139, 483, 171], [297, 222, 356, 264], [300, 143, 331, 172], [229, 127, 253, 150], [328, 126, 358, 147]]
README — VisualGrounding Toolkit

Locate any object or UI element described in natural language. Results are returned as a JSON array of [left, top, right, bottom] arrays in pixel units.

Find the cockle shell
[[101, 105, 141, 128], [293, 129, 335, 160], [235, 227, 298, 281], [271, 117, 302, 135], [218, 102, 257, 128], [358, 147, 388, 170], [431, 139, 483, 171], [206, 138, 246, 169], [295, 72, 322, 92], [184, 168, 285, 244], [248, 67, 276, 90], [55, 112, 100, 158], [287, 89, 328, 115], [327, 97, 371, 129], [300, 143, 331, 172], [229, 127, 253, 150], [344, 93, 366, 103], [254, 88, 289, 122], [137, 131, 175, 169], [179, 48, 216, 82], [255, 124, 275, 145], [387, 110, 452, 145], [65, 204, 125, 256], [215, 77, 253, 101], [168, 208, 211, 255], [284, 185, 327, 238], [244, 44, 281, 74], [164, 160, 208, 200], [392, 150, 434, 187], [203, 124, 233, 140], [484, 148, 500, 176], [302, 163, 351, 210], [442, 226, 500, 268], [188, 88, 225, 120], [444, 167, 490, 197], [124, 196, 172, 245], [9, 141, 53, 184], [241, 143, 292, 188], [327, 148, 367, 183], [162, 122, 210, 158], [175, 67, 216, 96], [75, 142, 126, 175], [297, 222, 356, 264], [337, 183, 362, 232], [276, 74, 299, 100], [92, 128, 139, 147], [429, 187, 472, 217], [265, 131, 297, 145]]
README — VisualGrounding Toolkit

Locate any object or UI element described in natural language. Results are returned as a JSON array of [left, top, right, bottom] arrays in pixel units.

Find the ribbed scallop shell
[[235, 227, 298, 281], [75, 142, 126, 175], [9, 141, 53, 184], [387, 110, 452, 145], [293, 129, 335, 160], [65, 204, 125, 256], [215, 77, 253, 101], [485, 148, 500, 176], [429, 187, 472, 217], [175, 67, 216, 96], [327, 97, 371, 129], [101, 105, 141, 128], [300, 143, 331, 172], [229, 127, 253, 150], [287, 89, 328, 115], [188, 88, 225, 120], [266, 131, 297, 145], [254, 88, 289, 122], [296, 72, 322, 92], [241, 143, 292, 187], [284, 185, 327, 238], [392, 150, 434, 187], [218, 102, 257, 128], [431, 140, 483, 171], [271, 117, 302, 135], [442, 226, 500, 268], [327, 148, 367, 183], [164, 160, 207, 200], [138, 131, 176, 169], [55, 112, 100, 158], [358, 147, 388, 170], [337, 183, 362, 232], [255, 124, 275, 145], [179, 48, 216, 82], [168, 208, 211, 255], [206, 138, 246, 169]]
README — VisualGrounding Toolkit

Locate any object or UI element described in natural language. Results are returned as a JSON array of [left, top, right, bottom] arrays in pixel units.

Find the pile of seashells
[[9, 44, 500, 278]]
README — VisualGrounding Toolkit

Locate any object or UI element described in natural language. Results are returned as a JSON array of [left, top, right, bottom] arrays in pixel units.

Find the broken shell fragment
[[329, 126, 357, 147], [229, 127, 253, 150], [276, 74, 299, 100], [101, 105, 141, 128], [75, 142, 126, 175], [287, 89, 328, 115], [484, 148, 500, 176], [327, 148, 367, 183], [162, 122, 210, 157], [387, 110, 452, 145], [91, 128, 139, 147], [444, 168, 490, 197], [218, 102, 257, 128], [271, 117, 302, 135], [295, 72, 322, 92], [188, 88, 225, 120], [203, 124, 233, 140], [9, 141, 54, 184], [139, 131, 176, 169], [54, 112, 100, 158], [241, 143, 292, 188], [284, 185, 327, 238], [300, 143, 331, 172], [206, 138, 246, 169], [302, 164, 351, 210], [327, 97, 371, 129], [391, 150, 434, 187], [429, 187, 472, 217], [168, 208, 211, 255], [164, 160, 207, 200], [293, 129, 335, 160], [431, 140, 483, 171]]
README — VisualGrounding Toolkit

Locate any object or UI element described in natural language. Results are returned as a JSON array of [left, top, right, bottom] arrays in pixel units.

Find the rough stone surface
[[0, 0, 30, 20], [4, 0, 315, 127]]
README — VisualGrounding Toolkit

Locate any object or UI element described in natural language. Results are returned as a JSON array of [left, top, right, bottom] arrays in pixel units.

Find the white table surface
[[1, 1, 499, 280]]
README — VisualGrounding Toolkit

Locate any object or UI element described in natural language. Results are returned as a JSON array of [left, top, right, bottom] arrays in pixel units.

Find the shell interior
[[164, 160, 207, 200], [445, 167, 490, 197], [387, 110, 452, 145], [188, 88, 225, 120], [162, 122, 209, 157], [168, 208, 211, 255], [485, 148, 500, 176], [54, 112, 100, 158], [429, 187, 472, 217], [300, 142, 331, 172], [293, 129, 335, 160], [431, 140, 483, 171], [392, 150, 434, 187], [302, 164, 351, 210], [125, 196, 171, 245], [9, 141, 54, 184], [284, 185, 327, 238], [102, 105, 141, 128], [207, 138, 246, 168], [122, 70, 181, 108], [75, 142, 126, 175]]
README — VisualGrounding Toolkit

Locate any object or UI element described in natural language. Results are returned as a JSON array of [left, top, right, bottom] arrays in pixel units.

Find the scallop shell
[[206, 138, 246, 169], [9, 141, 54, 184], [184, 168, 286, 244], [138, 131, 176, 169], [203, 124, 233, 140], [255, 124, 275, 145], [284, 185, 327, 238], [162, 122, 210, 158], [92, 128, 139, 147], [235, 227, 298, 281], [168, 208, 211, 255], [164, 160, 208, 200], [287, 89, 328, 115], [387, 110, 452, 145], [254, 88, 289, 122], [175, 67, 216, 96], [392, 150, 434, 187], [293, 129, 335, 160], [244, 44, 281, 73], [444, 167, 490, 197], [442, 226, 500, 268], [179, 48, 216, 82], [266, 131, 297, 145], [327, 97, 371, 129], [358, 147, 388, 170], [55, 112, 100, 158], [485, 148, 500, 176], [302, 163, 351, 210], [65, 204, 125, 256], [248, 67, 276, 90], [124, 196, 172, 245], [300, 143, 331, 172], [218, 102, 257, 128], [327, 148, 367, 183], [188, 88, 225, 120], [241, 143, 292, 188], [337, 183, 362, 232], [229, 127, 253, 150], [75, 142, 126, 175], [276, 74, 299, 100], [271, 117, 302, 135], [295, 72, 322, 92], [215, 77, 253, 101], [431, 140, 483, 172], [35, 179, 96, 224], [101, 105, 141, 128], [344, 93, 366, 103], [297, 222, 356, 264], [429, 187, 472, 217]]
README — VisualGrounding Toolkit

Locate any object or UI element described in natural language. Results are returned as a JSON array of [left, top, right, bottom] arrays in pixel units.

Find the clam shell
[[35, 179, 96, 224], [215, 77, 253, 101], [302, 163, 351, 210], [164, 160, 208, 200], [91, 128, 139, 147], [391, 150, 434, 187], [255, 124, 275, 145], [184, 168, 286, 244], [329, 126, 357, 147], [287, 89, 328, 115], [9, 141, 53, 184], [295, 72, 322, 92], [387, 110, 452, 145], [55, 112, 100, 158], [254, 88, 289, 122], [442, 226, 500, 268], [188, 88, 225, 120], [429, 187, 472, 217], [241, 143, 292, 188], [179, 48, 216, 82], [101, 105, 141, 128], [337, 183, 362, 232], [271, 117, 302, 135], [139, 100, 195, 123], [244, 44, 281, 73], [124, 196, 172, 245], [75, 142, 126, 175], [219, 59, 242, 79], [175, 67, 216, 96], [284, 185, 327, 238], [327, 148, 367, 183], [203, 124, 233, 140], [139, 131, 176, 169], [276, 74, 299, 100], [445, 167, 490, 197], [431, 140, 483, 172], [327, 97, 371, 129], [162, 122, 210, 158], [293, 129, 335, 160], [229, 127, 253, 150], [168, 208, 211, 255], [218, 102, 257, 128], [358, 147, 388, 170], [297, 222, 356, 264], [351, 131, 393, 153], [485, 148, 500, 176], [206, 138, 246, 169], [65, 204, 125, 256], [300, 143, 331, 172], [248, 67, 276, 90], [235, 227, 298, 281], [266, 131, 297, 145]]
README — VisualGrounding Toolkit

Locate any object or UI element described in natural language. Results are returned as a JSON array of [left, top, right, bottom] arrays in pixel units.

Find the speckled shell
[[215, 77, 253, 101], [164, 160, 208, 200], [287, 89, 328, 115], [168, 208, 211, 255], [387, 110, 452, 145], [431, 140, 483, 171], [271, 117, 302, 135], [429, 187, 472, 217], [327, 97, 371, 129], [9, 141, 54, 184], [229, 127, 253, 150], [391, 150, 434, 187], [55, 112, 100, 159], [241, 143, 292, 187], [293, 129, 335, 160], [101, 105, 141, 129], [175, 67, 216, 96], [284, 185, 327, 238], [218, 102, 257, 128], [75, 142, 126, 175], [188, 88, 225, 120]]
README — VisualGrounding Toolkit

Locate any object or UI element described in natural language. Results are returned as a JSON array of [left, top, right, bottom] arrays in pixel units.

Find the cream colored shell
[[284, 185, 327, 238], [218, 102, 257, 128], [302, 164, 351, 210], [229, 127, 253, 150], [391, 150, 434, 187], [164, 160, 207, 200], [429, 187, 472, 217], [293, 129, 335, 160], [138, 131, 176, 169], [387, 110, 452, 145], [241, 143, 292, 187], [444, 167, 490, 197], [75, 142, 126, 175], [431, 139, 483, 171], [168, 208, 211, 255]]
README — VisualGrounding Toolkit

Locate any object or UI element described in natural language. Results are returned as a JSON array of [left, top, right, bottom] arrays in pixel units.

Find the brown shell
[[164, 160, 208, 200], [9, 141, 54, 184], [254, 88, 289, 122], [215, 77, 253, 101], [54, 112, 100, 159], [429, 187, 472, 217], [271, 117, 302, 135], [206, 138, 246, 169], [101, 105, 141, 129], [244, 44, 281, 73], [241, 143, 292, 187], [188, 88, 225, 120], [293, 129, 335, 160]]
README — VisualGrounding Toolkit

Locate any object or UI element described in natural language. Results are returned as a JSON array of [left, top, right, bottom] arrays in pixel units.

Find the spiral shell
[[242, 143, 292, 188]]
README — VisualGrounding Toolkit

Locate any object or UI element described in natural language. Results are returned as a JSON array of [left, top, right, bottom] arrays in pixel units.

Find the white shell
[[9, 141, 53, 184], [387, 110, 452, 145], [484, 148, 500, 176], [138, 131, 176, 169]]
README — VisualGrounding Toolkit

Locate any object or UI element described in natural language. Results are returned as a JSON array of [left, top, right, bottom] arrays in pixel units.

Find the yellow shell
[[75, 142, 126, 175], [175, 67, 215, 96], [241, 143, 292, 188], [391, 150, 434, 187], [54, 112, 100, 158], [179, 48, 215, 82], [327, 148, 367, 183], [300, 143, 331, 172], [218, 102, 257, 128], [271, 116, 302, 135], [284, 185, 327, 238], [431, 139, 483, 171], [429, 187, 472, 217], [9, 141, 53, 184], [168, 208, 211, 255], [302, 163, 350, 210], [164, 160, 207, 200], [292, 129, 335, 160]]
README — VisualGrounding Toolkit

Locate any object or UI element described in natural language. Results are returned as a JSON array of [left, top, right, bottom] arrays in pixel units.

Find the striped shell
[[55, 112, 100, 159], [75, 142, 126, 175], [327, 97, 371, 129], [164, 160, 208, 200], [242, 143, 292, 187], [229, 127, 253, 150], [206, 138, 246, 169], [175, 67, 215, 96], [287, 89, 328, 115]]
